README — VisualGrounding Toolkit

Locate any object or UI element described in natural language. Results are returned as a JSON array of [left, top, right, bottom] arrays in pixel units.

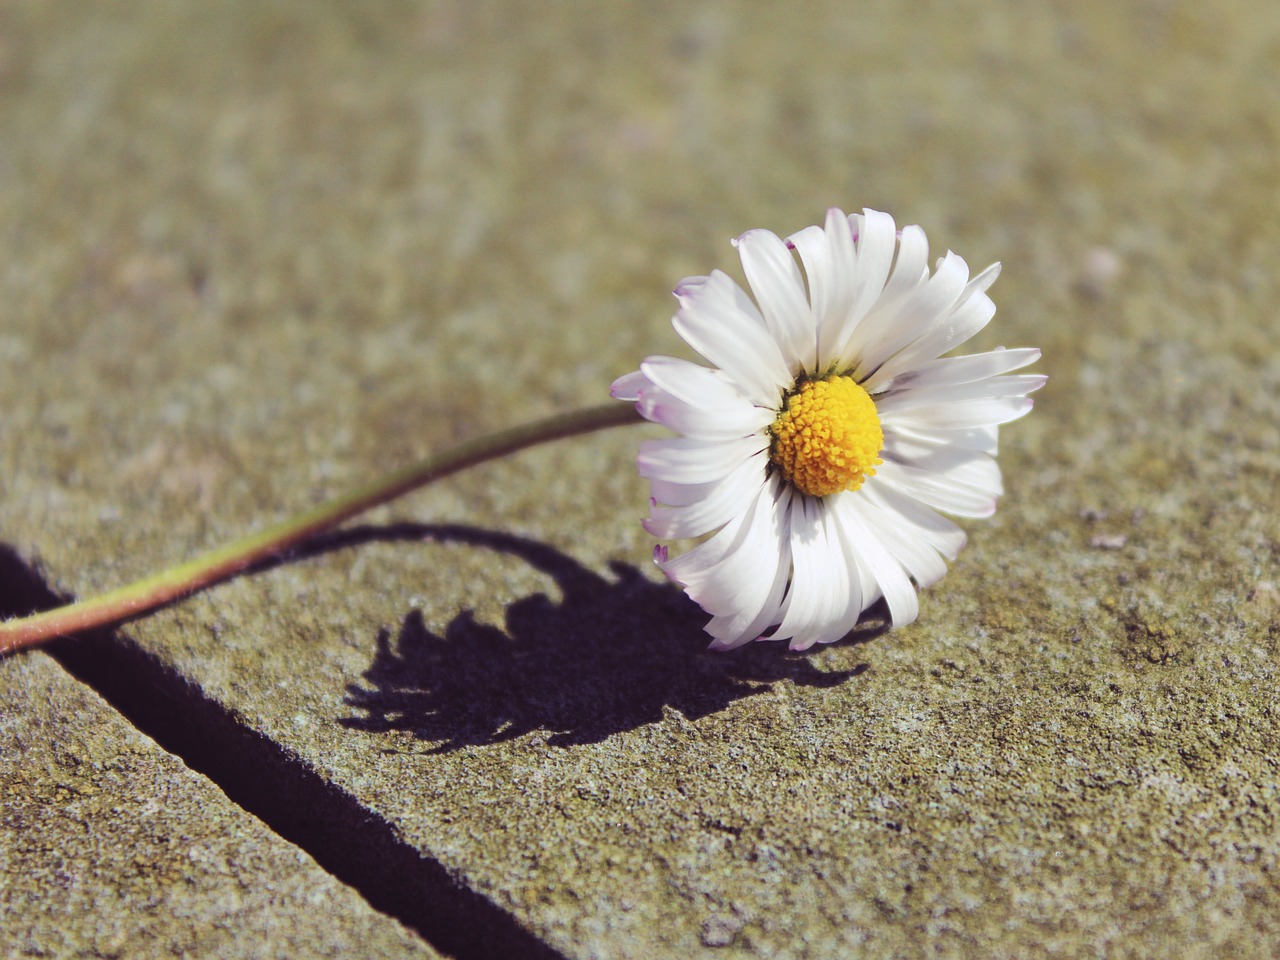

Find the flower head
[[611, 208, 1045, 651]]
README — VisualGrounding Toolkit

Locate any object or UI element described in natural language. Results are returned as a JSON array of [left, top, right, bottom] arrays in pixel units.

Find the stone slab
[[3, 1, 1280, 958], [0, 652, 439, 959]]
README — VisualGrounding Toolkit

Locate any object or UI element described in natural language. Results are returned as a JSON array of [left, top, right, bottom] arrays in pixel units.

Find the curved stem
[[1, 402, 643, 655]]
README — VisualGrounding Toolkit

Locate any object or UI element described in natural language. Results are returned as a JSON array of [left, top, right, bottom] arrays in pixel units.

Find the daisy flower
[[611, 208, 1045, 651]]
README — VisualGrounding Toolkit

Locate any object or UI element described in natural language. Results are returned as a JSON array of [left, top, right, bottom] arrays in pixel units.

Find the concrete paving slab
[[0, 652, 439, 959], [3, 1, 1280, 958]]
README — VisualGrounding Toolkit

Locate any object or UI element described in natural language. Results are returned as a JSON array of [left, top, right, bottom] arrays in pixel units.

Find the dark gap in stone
[[0, 546, 565, 960]]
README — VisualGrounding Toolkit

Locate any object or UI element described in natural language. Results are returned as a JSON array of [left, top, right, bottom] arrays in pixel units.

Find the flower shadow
[[325, 524, 879, 752]]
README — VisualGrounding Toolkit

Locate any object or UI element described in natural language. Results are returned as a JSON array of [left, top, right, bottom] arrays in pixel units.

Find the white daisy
[[611, 207, 1045, 651]]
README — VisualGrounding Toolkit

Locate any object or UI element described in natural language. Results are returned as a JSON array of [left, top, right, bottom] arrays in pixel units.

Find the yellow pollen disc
[[769, 376, 884, 498]]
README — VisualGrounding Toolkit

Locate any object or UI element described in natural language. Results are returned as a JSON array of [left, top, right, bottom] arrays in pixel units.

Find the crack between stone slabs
[[0, 546, 566, 960]]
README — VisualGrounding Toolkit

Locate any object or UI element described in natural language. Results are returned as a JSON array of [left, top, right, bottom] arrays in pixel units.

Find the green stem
[[1, 402, 643, 656]]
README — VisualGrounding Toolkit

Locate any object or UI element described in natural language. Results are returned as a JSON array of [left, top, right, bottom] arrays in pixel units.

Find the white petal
[[735, 229, 814, 373], [868, 271, 998, 384], [638, 435, 768, 485], [640, 356, 757, 411], [850, 535, 881, 614], [789, 207, 858, 366], [609, 369, 649, 401], [672, 271, 792, 405], [644, 449, 769, 509], [877, 223, 929, 307], [847, 251, 971, 381], [896, 423, 1001, 455], [647, 475, 724, 507], [768, 499, 827, 649], [835, 223, 932, 374], [786, 224, 830, 315], [705, 564, 790, 649], [873, 460, 999, 518], [853, 491, 949, 588], [965, 260, 1002, 297], [874, 374, 1047, 415], [771, 497, 856, 651], [861, 479, 967, 563], [807, 502, 867, 646], [670, 480, 787, 620], [659, 495, 752, 583], [705, 490, 794, 649], [829, 209, 896, 357], [832, 494, 920, 627], [870, 346, 1041, 394], [881, 396, 1035, 432], [636, 383, 774, 440], [643, 457, 767, 539], [881, 434, 1005, 500]]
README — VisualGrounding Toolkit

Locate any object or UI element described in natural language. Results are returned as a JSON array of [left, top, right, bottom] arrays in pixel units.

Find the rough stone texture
[[0, 652, 438, 959], [2, 1, 1280, 958]]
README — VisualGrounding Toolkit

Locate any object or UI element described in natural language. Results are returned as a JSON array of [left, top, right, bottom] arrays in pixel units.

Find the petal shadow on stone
[[320, 524, 879, 751]]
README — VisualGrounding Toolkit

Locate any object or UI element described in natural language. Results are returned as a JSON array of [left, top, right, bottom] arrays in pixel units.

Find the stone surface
[[2, 1, 1280, 958], [0, 652, 438, 959]]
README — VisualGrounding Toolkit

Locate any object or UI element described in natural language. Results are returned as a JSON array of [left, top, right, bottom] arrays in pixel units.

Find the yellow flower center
[[769, 375, 883, 498]]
